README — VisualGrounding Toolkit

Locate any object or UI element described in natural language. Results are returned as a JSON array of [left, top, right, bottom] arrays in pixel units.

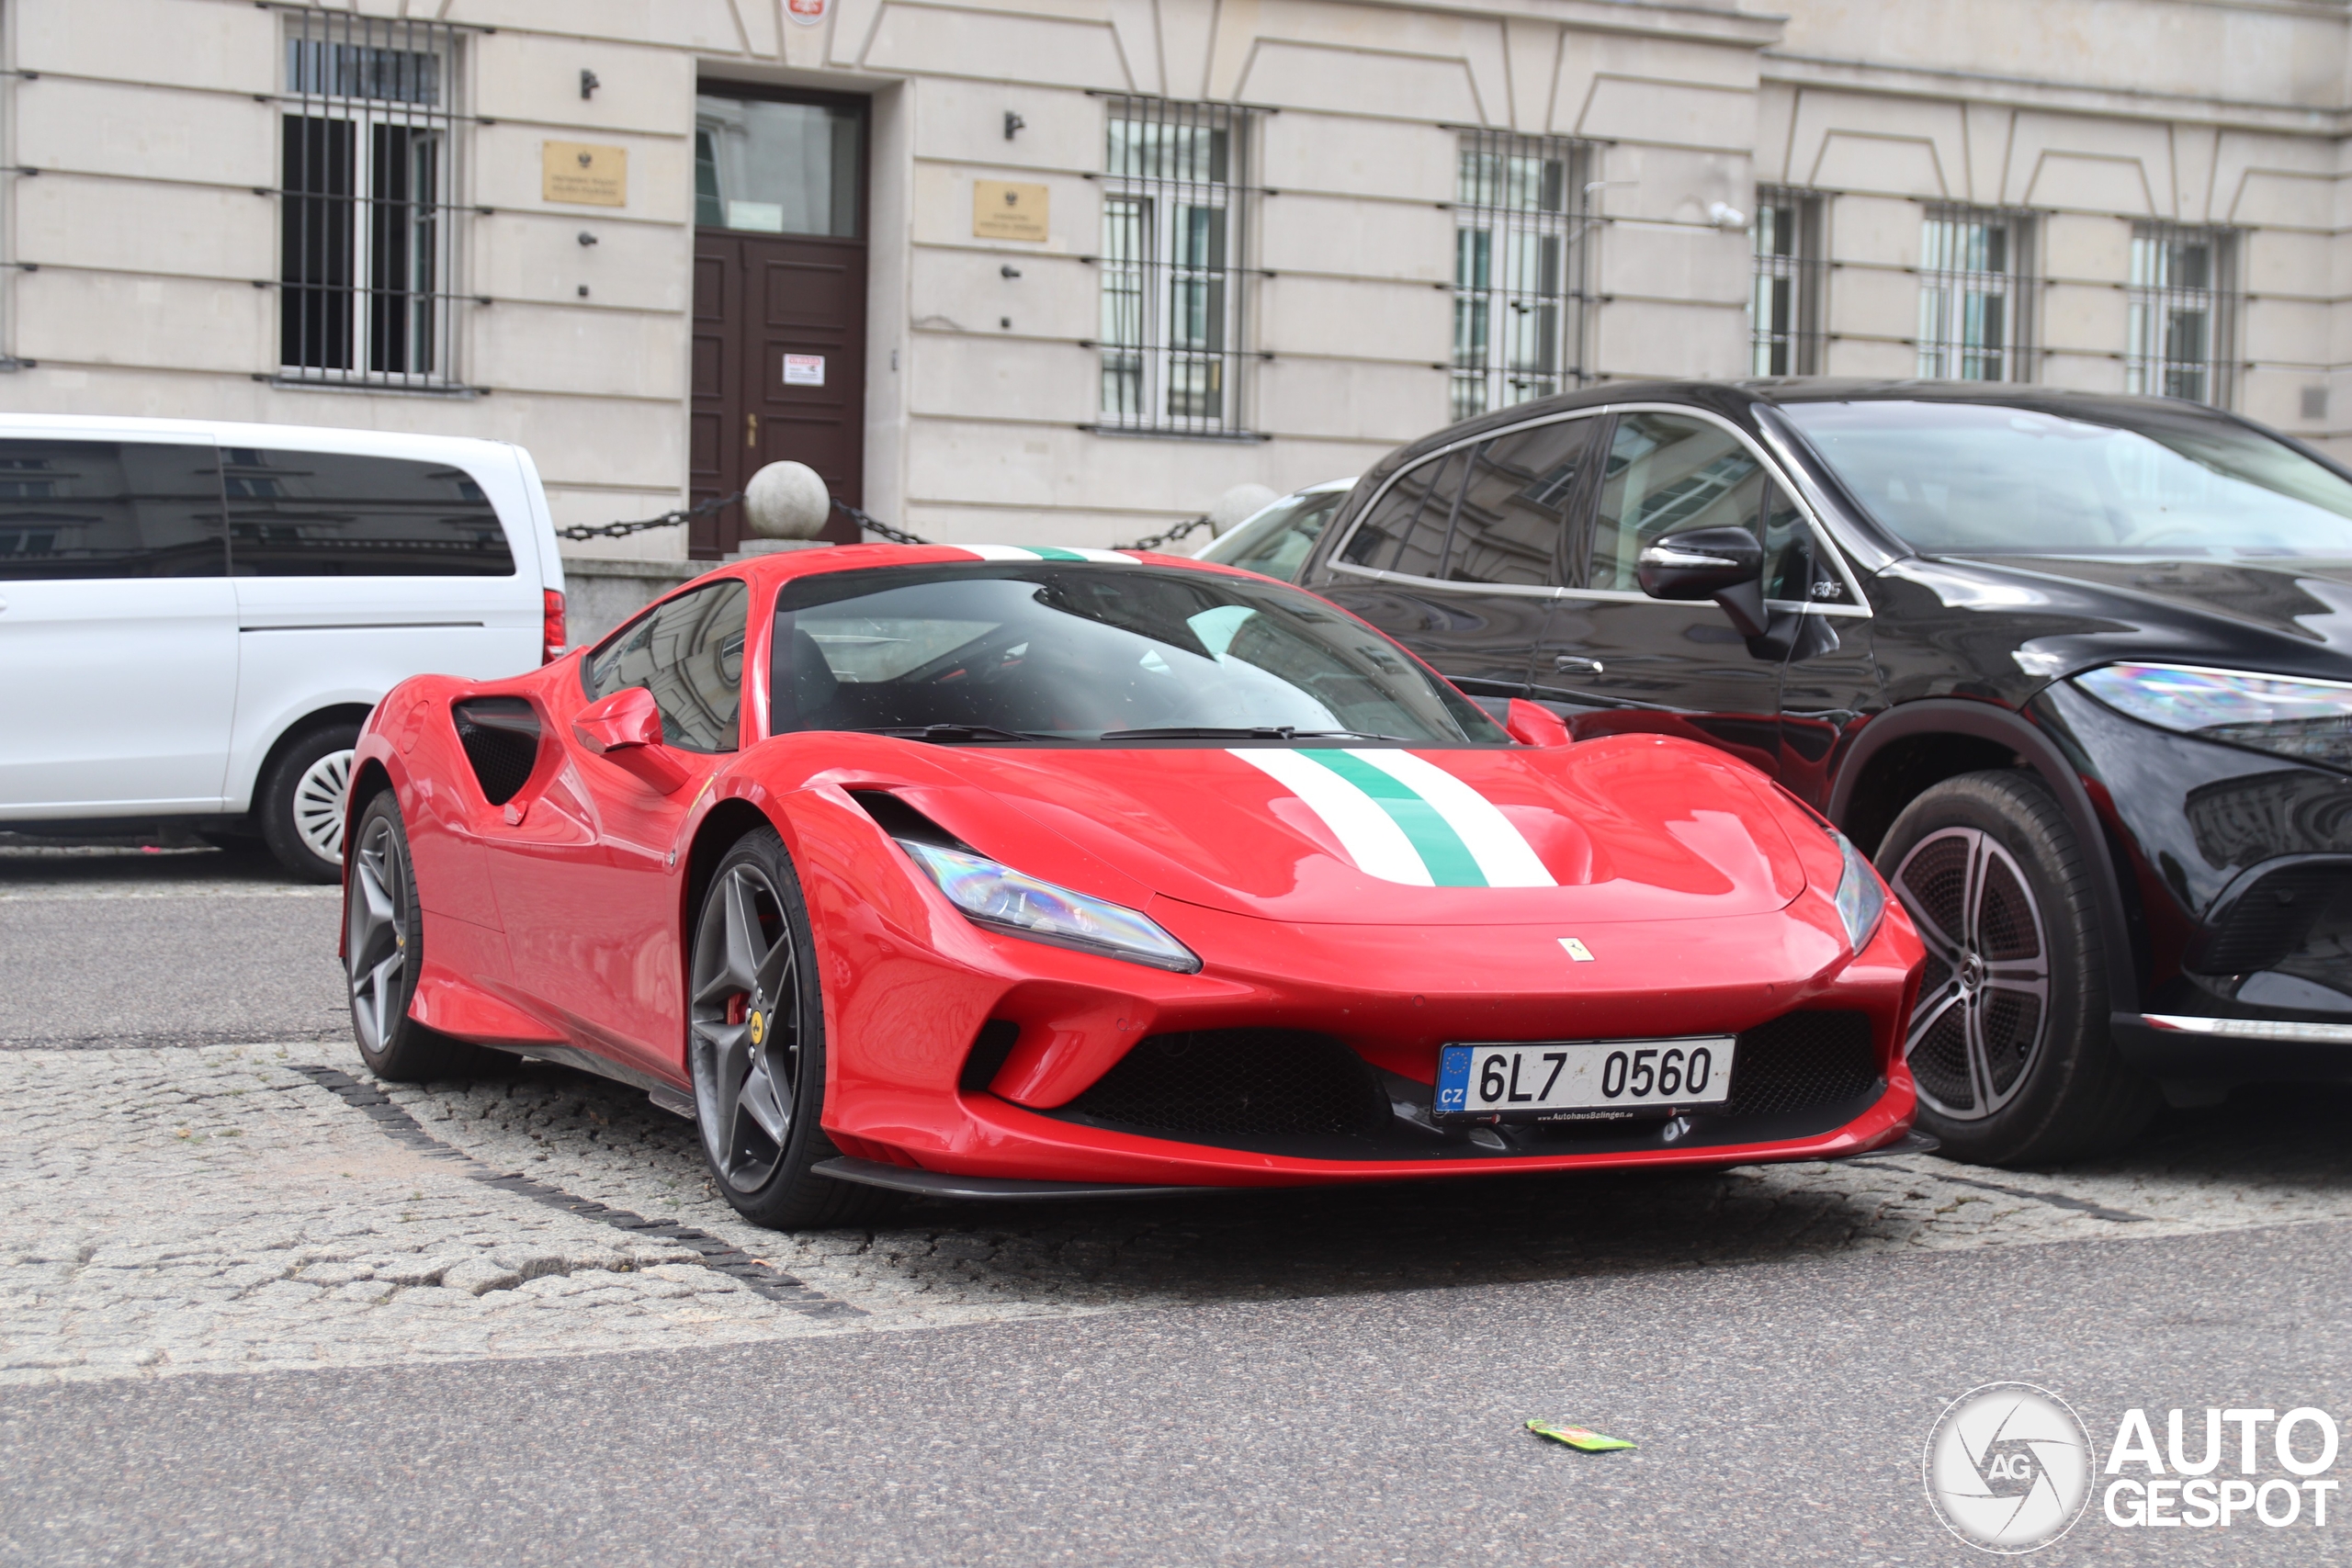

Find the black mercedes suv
[[1294, 380, 2352, 1165]]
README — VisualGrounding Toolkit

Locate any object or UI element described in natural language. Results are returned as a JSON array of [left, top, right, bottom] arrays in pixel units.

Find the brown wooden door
[[689, 233, 867, 556]]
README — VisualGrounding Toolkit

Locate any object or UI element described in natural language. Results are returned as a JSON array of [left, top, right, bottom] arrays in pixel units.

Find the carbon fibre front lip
[[810, 1157, 1227, 1201]]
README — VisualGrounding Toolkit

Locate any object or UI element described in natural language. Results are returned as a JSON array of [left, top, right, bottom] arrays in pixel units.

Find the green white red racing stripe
[[1228, 748, 1555, 888], [959, 545, 1136, 563]]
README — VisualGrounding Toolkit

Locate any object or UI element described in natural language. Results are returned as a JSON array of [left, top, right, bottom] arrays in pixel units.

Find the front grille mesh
[[1722, 1010, 1881, 1118], [1067, 1029, 1388, 1139]]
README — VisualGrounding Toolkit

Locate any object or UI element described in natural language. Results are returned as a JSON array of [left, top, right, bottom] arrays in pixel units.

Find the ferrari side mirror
[[1637, 526, 1770, 639], [1504, 697, 1572, 748], [572, 687, 689, 793]]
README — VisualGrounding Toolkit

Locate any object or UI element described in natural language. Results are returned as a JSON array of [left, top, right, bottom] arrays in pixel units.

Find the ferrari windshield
[[770, 562, 1506, 744], [1780, 399, 2352, 560]]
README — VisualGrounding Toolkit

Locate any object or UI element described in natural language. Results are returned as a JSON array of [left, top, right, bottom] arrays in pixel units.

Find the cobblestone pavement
[[10, 1032, 2352, 1390], [9, 843, 2352, 1392]]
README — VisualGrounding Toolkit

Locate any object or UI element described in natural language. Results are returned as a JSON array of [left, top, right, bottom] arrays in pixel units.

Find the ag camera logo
[[1923, 1382, 2094, 1553]]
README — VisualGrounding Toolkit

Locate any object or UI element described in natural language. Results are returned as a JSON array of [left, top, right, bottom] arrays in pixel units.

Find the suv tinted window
[[1336, 448, 1466, 579], [1443, 419, 1595, 587], [0, 440, 226, 580], [1588, 412, 1769, 592], [221, 448, 514, 576], [582, 578, 751, 753]]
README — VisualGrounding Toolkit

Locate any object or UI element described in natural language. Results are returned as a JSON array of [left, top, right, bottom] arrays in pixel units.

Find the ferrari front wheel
[[688, 828, 893, 1229]]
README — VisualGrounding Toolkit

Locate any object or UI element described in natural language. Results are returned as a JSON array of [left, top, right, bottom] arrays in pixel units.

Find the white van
[[0, 414, 564, 880]]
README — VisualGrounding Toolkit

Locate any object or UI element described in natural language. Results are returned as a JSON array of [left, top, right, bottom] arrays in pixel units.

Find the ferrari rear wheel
[[1877, 770, 2155, 1167], [345, 791, 498, 1082], [688, 828, 894, 1229]]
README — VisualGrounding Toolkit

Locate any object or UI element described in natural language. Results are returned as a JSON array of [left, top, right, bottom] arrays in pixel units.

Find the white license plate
[[1434, 1036, 1736, 1121]]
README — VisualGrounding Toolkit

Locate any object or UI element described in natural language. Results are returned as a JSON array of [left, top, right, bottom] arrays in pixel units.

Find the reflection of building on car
[[1192, 479, 1357, 581], [0, 415, 564, 880], [1300, 379, 2352, 1166], [345, 545, 1925, 1231]]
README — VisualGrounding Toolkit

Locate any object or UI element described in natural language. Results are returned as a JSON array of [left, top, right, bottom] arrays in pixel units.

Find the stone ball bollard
[[743, 461, 832, 540]]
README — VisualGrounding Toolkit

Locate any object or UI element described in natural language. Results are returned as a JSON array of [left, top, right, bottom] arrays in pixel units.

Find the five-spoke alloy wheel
[[685, 828, 893, 1228]]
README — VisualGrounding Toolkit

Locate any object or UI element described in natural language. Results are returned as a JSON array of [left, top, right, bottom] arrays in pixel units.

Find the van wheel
[[1876, 771, 2157, 1166], [259, 723, 360, 884], [345, 790, 497, 1081]]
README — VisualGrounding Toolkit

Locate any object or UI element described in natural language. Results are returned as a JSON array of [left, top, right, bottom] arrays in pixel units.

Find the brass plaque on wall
[[973, 181, 1048, 242], [544, 142, 628, 207]]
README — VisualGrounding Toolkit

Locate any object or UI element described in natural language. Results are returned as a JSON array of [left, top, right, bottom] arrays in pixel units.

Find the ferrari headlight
[[897, 840, 1202, 974], [2075, 662, 2352, 770], [1832, 829, 1886, 953]]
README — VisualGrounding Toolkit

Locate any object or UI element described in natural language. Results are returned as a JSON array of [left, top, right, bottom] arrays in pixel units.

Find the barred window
[[1452, 132, 1593, 423], [2129, 224, 2238, 406], [1097, 98, 1250, 435], [1917, 206, 2034, 382], [279, 12, 465, 389], [1750, 188, 1826, 376]]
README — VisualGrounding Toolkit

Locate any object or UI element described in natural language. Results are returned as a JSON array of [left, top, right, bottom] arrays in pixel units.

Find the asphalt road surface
[[4, 844, 2348, 1565]]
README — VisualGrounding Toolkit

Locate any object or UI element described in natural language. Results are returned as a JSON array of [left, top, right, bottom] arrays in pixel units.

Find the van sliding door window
[[0, 441, 228, 581], [221, 449, 513, 576]]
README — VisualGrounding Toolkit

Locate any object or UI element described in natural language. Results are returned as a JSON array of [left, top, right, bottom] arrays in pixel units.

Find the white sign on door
[[783, 354, 826, 387]]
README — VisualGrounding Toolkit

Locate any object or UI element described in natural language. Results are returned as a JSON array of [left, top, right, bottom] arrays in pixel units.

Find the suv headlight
[[897, 840, 1202, 974], [1832, 829, 1887, 953], [2075, 662, 2352, 770]]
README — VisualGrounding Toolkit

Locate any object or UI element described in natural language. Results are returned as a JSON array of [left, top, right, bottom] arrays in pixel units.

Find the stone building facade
[[1, 0, 2344, 573]]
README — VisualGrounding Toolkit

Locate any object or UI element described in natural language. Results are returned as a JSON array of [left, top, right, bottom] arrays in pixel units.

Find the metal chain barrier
[[556, 492, 935, 547], [834, 498, 933, 547], [1114, 514, 1214, 553], [554, 491, 741, 542]]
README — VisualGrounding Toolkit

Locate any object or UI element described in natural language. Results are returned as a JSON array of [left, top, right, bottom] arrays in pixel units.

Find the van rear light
[[542, 589, 566, 664]]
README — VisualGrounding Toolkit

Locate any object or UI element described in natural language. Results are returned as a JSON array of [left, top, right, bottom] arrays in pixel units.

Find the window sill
[[262, 374, 485, 400], [1079, 423, 1270, 444]]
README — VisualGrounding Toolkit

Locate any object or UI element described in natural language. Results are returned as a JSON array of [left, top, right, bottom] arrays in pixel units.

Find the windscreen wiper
[[1096, 726, 1410, 743], [851, 724, 1045, 743]]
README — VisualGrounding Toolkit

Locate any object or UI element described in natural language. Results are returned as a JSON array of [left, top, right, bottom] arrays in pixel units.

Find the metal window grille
[[2128, 223, 2238, 406], [1750, 187, 1826, 376], [1917, 205, 2035, 382], [1098, 98, 1250, 434], [279, 11, 464, 389], [1451, 131, 1593, 423]]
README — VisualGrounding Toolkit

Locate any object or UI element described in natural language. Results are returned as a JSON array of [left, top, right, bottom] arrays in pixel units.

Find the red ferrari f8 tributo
[[344, 545, 1925, 1227]]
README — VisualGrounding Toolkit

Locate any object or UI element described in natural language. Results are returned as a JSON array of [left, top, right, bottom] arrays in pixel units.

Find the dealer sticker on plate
[[1434, 1036, 1736, 1121]]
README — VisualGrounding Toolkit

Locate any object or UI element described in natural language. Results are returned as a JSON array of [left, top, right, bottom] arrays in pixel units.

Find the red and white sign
[[786, 0, 829, 25], [783, 354, 826, 387]]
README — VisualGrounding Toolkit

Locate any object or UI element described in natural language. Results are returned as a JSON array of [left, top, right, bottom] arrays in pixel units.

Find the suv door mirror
[[571, 687, 689, 793], [1636, 526, 1769, 639]]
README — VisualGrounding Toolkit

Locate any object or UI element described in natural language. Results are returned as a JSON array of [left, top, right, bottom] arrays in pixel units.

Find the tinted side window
[[1587, 413, 1769, 592], [0, 440, 226, 581], [221, 448, 514, 576], [1443, 419, 1596, 587], [1336, 449, 1465, 579], [582, 578, 751, 753]]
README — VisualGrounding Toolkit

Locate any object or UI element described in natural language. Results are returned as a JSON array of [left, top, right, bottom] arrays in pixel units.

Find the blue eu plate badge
[[1435, 1046, 1474, 1114]]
